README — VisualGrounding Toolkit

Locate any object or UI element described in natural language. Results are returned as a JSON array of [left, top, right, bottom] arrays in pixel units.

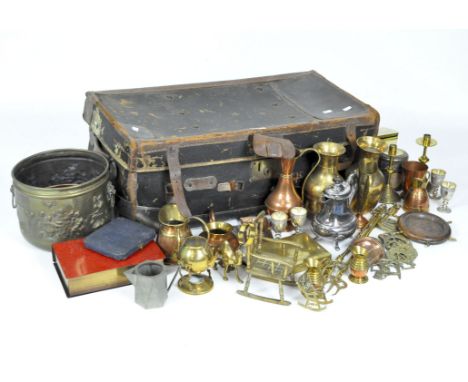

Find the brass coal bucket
[[11, 149, 115, 249]]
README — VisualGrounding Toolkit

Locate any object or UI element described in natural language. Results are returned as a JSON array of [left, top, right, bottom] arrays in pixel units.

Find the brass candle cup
[[348, 245, 369, 284]]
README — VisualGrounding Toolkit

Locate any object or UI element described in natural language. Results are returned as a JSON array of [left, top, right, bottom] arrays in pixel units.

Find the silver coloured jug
[[312, 176, 357, 250], [125, 261, 167, 309]]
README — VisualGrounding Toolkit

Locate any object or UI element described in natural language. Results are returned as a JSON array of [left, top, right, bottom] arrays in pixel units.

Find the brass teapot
[[177, 216, 217, 295]]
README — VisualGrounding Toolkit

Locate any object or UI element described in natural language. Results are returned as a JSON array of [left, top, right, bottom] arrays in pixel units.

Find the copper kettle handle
[[300, 148, 321, 202]]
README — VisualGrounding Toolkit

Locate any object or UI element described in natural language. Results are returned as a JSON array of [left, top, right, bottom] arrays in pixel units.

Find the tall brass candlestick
[[416, 133, 437, 164], [379, 144, 400, 204]]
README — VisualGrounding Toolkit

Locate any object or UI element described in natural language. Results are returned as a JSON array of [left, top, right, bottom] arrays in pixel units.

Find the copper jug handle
[[299, 148, 321, 202]]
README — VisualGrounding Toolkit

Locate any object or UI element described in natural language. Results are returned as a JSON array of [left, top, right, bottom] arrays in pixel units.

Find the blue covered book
[[84, 217, 156, 260]]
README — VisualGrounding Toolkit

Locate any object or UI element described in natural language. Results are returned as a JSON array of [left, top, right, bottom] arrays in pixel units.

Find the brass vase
[[349, 136, 388, 217], [302, 142, 346, 215], [157, 203, 192, 265], [265, 153, 303, 214]]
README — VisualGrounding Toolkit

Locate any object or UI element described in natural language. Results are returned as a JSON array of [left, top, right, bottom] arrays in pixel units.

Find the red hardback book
[[52, 239, 165, 297]]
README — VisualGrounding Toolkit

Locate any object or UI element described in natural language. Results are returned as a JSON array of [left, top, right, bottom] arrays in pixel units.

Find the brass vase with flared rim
[[157, 203, 192, 265], [177, 216, 216, 295], [302, 141, 346, 215], [403, 177, 429, 213], [349, 136, 388, 216]]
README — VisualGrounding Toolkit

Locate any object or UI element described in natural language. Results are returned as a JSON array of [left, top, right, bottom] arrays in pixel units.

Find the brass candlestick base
[[349, 273, 368, 284], [177, 272, 214, 295], [379, 184, 400, 204], [379, 144, 400, 204], [416, 134, 437, 164]]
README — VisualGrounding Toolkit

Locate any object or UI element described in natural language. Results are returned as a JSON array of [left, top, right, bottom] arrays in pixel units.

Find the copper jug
[[265, 152, 303, 214], [403, 177, 429, 212], [200, 209, 239, 255], [302, 141, 346, 215], [402, 161, 429, 194]]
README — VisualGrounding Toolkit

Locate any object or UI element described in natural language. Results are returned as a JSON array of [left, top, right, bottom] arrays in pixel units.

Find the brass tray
[[398, 212, 451, 245]]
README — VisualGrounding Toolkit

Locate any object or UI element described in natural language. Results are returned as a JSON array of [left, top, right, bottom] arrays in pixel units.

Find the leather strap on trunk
[[252, 134, 296, 159], [338, 125, 358, 171], [166, 146, 192, 217]]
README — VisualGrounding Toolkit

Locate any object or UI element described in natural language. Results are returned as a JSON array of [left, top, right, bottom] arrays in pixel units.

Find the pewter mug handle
[[10, 185, 16, 208]]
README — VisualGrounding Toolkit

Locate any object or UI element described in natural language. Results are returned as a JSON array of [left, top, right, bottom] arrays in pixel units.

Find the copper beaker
[[403, 178, 429, 212], [402, 161, 428, 194]]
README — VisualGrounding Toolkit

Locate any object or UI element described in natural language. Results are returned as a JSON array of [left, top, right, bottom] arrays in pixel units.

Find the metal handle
[[189, 216, 211, 249], [106, 182, 116, 207], [10, 185, 16, 208], [300, 148, 321, 202]]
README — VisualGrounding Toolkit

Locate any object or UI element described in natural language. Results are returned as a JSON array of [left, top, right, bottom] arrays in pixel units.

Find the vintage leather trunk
[[83, 71, 380, 225]]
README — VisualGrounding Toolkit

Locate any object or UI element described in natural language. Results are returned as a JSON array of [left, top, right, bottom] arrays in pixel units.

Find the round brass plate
[[177, 274, 214, 295], [397, 212, 451, 245]]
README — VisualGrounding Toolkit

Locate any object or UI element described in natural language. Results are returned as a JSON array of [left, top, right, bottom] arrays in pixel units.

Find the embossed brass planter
[[11, 149, 114, 249]]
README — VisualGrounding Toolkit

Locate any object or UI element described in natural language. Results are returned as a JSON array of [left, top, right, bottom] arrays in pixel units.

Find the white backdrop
[[1, 2, 468, 382]]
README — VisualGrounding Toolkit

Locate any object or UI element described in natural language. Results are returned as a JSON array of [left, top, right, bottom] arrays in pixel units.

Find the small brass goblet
[[437, 181, 456, 214], [270, 211, 288, 239], [428, 169, 446, 200], [289, 206, 308, 233]]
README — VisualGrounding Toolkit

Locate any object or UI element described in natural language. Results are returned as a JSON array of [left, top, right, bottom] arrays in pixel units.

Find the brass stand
[[380, 144, 400, 204], [177, 270, 214, 295]]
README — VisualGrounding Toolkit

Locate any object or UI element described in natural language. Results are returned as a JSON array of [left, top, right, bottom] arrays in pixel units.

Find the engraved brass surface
[[11, 149, 114, 249]]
